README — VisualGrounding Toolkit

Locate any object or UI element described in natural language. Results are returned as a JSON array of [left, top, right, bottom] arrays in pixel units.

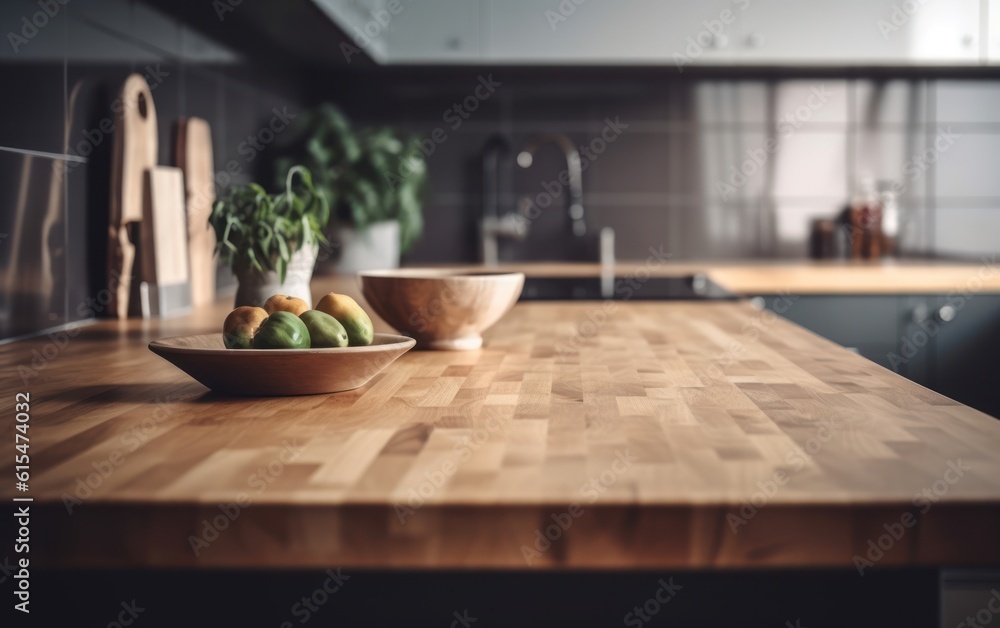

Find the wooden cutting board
[[176, 117, 216, 307], [139, 166, 190, 317], [108, 74, 158, 319]]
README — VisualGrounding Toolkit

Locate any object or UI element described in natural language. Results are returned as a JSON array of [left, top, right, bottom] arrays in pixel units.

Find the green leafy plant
[[272, 103, 426, 252], [210, 165, 330, 284]]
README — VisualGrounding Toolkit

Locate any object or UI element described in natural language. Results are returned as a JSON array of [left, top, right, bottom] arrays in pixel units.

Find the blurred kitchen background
[[2, 0, 1000, 339]]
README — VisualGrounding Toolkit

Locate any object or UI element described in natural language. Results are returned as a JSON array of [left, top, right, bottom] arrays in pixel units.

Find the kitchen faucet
[[517, 133, 587, 238], [480, 135, 524, 266], [480, 132, 611, 270]]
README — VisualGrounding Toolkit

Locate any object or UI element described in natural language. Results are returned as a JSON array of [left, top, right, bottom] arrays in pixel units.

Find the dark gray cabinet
[[928, 294, 1000, 416], [755, 293, 1000, 418], [755, 295, 900, 370]]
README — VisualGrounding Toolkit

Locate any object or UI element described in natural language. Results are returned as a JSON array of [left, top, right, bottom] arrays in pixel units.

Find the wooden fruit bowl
[[148, 333, 415, 396], [359, 270, 525, 350]]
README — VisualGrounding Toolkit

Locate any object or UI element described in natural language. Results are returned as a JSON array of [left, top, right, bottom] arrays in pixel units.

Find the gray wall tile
[[698, 130, 769, 202], [694, 81, 769, 126], [936, 80, 1000, 124], [586, 131, 671, 196], [934, 132, 1000, 199], [853, 129, 927, 198], [770, 131, 848, 199], [599, 206, 672, 260], [855, 79, 927, 127], [0, 0, 66, 154], [774, 80, 849, 126], [934, 208, 1000, 256], [674, 203, 762, 259]]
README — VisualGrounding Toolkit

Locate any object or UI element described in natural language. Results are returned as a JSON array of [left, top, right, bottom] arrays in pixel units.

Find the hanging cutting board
[[176, 117, 217, 307], [108, 73, 158, 319], [139, 166, 191, 318]]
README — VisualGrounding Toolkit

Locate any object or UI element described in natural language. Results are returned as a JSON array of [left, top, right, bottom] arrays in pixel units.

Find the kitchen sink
[[518, 274, 736, 301]]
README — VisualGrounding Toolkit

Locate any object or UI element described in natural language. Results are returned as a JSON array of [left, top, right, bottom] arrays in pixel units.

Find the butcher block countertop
[[3, 274, 1000, 570], [455, 258, 1000, 294]]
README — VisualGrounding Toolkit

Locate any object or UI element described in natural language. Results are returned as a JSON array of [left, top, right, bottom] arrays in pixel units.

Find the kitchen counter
[[4, 275, 1000, 570], [451, 259, 1000, 295]]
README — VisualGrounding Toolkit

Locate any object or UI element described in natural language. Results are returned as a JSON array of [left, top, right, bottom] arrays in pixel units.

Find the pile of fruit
[[223, 293, 374, 349]]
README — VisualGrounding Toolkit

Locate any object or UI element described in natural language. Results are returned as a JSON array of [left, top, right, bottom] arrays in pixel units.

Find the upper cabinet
[[481, 0, 737, 66], [315, 0, 991, 66], [734, 0, 981, 66], [385, 0, 484, 62], [988, 0, 1000, 63]]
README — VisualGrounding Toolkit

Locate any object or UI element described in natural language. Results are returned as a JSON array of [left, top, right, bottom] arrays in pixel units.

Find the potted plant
[[272, 104, 427, 273], [210, 165, 330, 308]]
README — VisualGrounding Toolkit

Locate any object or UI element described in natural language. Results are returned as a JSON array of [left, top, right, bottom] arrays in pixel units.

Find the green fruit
[[315, 292, 374, 346], [300, 310, 349, 348], [251, 311, 310, 349]]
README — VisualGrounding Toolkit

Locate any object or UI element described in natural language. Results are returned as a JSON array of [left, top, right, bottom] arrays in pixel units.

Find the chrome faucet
[[480, 135, 525, 266], [481, 132, 605, 267], [517, 133, 587, 238]]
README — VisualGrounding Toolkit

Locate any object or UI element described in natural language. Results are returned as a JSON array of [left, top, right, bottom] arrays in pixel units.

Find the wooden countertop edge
[[14, 495, 1000, 507], [24, 502, 1000, 569], [440, 260, 1000, 294]]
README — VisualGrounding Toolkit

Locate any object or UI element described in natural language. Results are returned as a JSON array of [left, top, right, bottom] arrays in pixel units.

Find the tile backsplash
[[328, 70, 1000, 264]]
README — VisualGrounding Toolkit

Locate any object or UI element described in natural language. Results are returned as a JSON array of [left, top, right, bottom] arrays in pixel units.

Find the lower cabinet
[[755, 293, 1000, 418], [755, 295, 900, 370], [927, 294, 1000, 417]]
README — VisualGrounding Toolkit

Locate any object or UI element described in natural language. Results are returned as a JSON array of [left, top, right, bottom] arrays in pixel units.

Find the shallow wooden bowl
[[359, 269, 525, 350], [148, 333, 415, 396]]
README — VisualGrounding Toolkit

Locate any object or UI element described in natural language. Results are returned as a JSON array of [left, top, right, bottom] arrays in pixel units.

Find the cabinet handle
[[936, 304, 957, 323], [746, 32, 764, 49], [706, 33, 729, 49], [913, 304, 956, 324]]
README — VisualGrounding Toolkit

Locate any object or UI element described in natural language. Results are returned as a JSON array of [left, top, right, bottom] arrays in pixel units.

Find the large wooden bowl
[[359, 270, 525, 350], [149, 333, 415, 396]]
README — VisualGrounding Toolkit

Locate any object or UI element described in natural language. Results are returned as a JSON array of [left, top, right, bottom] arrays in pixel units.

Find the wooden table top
[[3, 275, 1000, 569], [454, 259, 1000, 295]]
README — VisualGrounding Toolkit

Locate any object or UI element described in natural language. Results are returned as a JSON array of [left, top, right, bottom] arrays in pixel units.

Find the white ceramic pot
[[234, 242, 318, 308], [330, 220, 401, 274]]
